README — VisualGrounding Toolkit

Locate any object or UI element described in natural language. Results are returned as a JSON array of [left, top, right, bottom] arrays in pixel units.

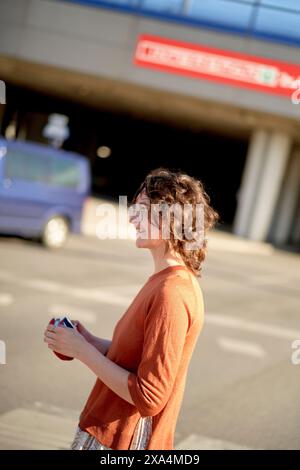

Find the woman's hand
[[71, 320, 95, 344], [44, 324, 91, 361]]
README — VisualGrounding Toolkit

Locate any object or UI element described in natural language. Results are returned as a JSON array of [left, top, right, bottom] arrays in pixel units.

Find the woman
[[44, 167, 219, 450]]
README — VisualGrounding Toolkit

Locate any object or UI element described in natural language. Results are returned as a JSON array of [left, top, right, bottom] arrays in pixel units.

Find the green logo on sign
[[259, 67, 277, 85]]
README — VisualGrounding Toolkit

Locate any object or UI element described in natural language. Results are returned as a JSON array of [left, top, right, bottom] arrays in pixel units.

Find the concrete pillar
[[248, 131, 292, 241], [272, 149, 300, 244], [233, 129, 269, 237]]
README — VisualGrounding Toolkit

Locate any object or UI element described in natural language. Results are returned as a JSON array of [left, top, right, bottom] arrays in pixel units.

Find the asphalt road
[[0, 231, 299, 450]]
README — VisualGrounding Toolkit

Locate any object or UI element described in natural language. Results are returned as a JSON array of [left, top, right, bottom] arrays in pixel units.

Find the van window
[[49, 157, 81, 188], [5, 147, 81, 189], [5, 148, 49, 183]]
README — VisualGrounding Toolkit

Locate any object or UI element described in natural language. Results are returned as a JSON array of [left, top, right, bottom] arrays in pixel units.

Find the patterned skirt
[[70, 416, 152, 450]]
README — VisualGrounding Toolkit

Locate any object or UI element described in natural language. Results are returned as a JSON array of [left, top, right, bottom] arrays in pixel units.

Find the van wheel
[[42, 216, 69, 248]]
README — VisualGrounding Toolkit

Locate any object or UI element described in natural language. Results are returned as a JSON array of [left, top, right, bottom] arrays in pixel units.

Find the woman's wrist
[[78, 340, 98, 364], [90, 337, 111, 355], [87, 333, 98, 348]]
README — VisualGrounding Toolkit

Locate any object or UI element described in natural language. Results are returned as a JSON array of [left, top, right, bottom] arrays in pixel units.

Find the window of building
[[254, 7, 300, 42], [141, 0, 183, 14], [185, 0, 254, 31]]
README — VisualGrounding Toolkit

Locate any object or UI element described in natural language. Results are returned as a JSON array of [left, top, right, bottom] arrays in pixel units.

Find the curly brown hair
[[130, 167, 219, 278]]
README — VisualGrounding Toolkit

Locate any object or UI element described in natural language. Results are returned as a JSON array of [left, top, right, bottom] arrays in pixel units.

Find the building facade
[[0, 0, 300, 247]]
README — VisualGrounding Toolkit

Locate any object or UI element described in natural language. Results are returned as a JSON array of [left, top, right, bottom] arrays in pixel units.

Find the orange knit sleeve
[[127, 283, 189, 417]]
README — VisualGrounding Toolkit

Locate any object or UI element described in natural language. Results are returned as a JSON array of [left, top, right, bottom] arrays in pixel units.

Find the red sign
[[134, 34, 300, 99]]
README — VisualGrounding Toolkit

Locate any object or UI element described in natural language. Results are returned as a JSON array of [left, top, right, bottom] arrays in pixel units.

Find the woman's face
[[129, 191, 165, 250]]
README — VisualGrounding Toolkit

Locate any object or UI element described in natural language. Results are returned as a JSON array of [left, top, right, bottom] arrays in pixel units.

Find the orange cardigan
[[79, 265, 204, 450]]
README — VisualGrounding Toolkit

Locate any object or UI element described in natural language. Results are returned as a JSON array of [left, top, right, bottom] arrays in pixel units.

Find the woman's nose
[[129, 212, 139, 227]]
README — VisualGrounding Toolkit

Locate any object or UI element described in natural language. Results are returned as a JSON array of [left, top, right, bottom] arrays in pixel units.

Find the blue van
[[0, 138, 91, 248]]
